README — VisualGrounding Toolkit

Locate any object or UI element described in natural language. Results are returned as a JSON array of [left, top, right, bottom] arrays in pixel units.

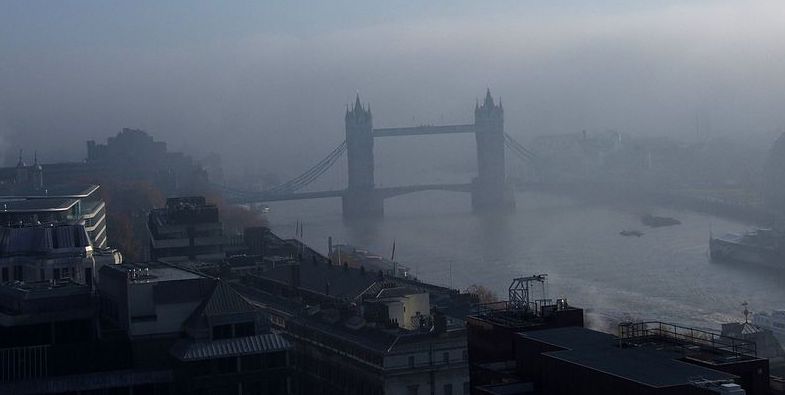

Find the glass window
[[212, 324, 233, 340], [443, 352, 449, 364], [235, 321, 255, 337], [408, 355, 415, 368]]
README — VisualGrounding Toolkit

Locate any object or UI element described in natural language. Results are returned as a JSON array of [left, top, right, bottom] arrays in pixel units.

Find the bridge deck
[[372, 124, 475, 137], [228, 183, 473, 203]]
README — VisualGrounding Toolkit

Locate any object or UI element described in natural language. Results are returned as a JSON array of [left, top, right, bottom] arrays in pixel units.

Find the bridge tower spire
[[472, 89, 515, 211], [343, 94, 383, 218]]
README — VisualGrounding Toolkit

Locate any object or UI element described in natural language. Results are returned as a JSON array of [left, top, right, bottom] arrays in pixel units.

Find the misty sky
[[2, 1, 785, 179]]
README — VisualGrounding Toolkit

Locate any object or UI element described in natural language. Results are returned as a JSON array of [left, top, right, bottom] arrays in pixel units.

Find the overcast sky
[[2, 1, 784, 178]]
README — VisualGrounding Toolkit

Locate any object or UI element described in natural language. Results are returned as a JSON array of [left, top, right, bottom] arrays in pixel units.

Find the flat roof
[[0, 279, 91, 300], [520, 327, 737, 388], [0, 184, 99, 199], [0, 198, 79, 213], [103, 262, 205, 283]]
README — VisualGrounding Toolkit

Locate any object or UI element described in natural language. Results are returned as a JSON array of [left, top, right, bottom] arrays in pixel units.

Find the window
[[443, 352, 449, 364], [1, 267, 7, 282], [463, 382, 470, 395], [406, 384, 419, 395], [444, 383, 453, 395], [408, 355, 415, 368], [213, 324, 233, 340], [234, 321, 255, 337], [53, 268, 61, 280], [13, 265, 22, 281]]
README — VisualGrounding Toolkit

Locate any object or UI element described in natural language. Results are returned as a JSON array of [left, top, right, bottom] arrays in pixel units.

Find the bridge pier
[[471, 178, 516, 211], [342, 190, 384, 219]]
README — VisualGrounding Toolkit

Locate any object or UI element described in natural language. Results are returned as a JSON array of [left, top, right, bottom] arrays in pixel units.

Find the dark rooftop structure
[[147, 196, 225, 261], [0, 223, 91, 255], [231, 230, 472, 395], [0, 279, 94, 327], [170, 332, 290, 362], [0, 198, 79, 213], [522, 327, 736, 388], [505, 323, 768, 395], [0, 181, 107, 248]]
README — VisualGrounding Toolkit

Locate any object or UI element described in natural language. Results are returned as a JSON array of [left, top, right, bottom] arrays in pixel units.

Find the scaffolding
[[508, 274, 549, 312]]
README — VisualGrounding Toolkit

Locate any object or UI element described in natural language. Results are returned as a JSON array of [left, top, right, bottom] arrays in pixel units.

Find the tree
[[465, 284, 499, 304]]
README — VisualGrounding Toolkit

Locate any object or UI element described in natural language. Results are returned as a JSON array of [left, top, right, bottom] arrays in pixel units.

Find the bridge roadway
[[228, 182, 473, 204], [372, 124, 475, 138]]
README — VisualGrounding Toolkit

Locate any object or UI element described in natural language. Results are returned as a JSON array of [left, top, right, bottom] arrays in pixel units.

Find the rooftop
[[149, 196, 219, 227], [171, 333, 290, 362], [0, 184, 99, 199], [0, 198, 79, 213], [102, 262, 204, 284], [520, 326, 738, 388], [260, 261, 379, 300], [0, 278, 91, 300], [0, 224, 91, 256]]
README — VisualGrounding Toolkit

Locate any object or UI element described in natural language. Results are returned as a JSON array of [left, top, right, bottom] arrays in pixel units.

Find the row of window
[[406, 349, 468, 368]]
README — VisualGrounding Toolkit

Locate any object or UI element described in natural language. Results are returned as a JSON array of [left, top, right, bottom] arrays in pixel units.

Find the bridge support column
[[342, 190, 384, 219], [472, 90, 515, 211], [344, 94, 383, 219], [471, 178, 515, 211]]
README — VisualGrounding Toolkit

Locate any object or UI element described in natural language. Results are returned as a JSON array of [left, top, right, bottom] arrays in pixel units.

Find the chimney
[[328, 236, 333, 255]]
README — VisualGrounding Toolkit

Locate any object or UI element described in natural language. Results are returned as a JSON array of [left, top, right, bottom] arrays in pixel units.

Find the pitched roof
[[185, 281, 260, 333], [171, 333, 290, 361], [203, 281, 258, 317]]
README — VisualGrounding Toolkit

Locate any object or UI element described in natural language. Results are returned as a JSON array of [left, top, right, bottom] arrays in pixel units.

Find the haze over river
[[265, 189, 785, 332]]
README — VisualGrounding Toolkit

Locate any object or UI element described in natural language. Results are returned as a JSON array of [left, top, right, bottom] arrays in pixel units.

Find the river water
[[265, 189, 785, 332]]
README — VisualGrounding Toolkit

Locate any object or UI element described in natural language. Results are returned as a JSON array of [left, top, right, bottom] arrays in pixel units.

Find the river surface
[[264, 189, 785, 332]]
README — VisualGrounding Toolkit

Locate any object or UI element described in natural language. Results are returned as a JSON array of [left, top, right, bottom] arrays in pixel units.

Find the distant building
[[85, 128, 209, 195], [233, 234, 473, 395], [0, 260, 291, 394], [466, 276, 584, 390], [465, 286, 767, 395], [0, 184, 108, 248], [147, 196, 226, 262]]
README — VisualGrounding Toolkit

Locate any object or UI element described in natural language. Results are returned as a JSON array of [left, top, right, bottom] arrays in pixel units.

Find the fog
[[2, 1, 785, 181]]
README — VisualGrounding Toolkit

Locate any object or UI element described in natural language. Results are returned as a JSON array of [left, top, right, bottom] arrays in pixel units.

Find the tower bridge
[[224, 90, 532, 219]]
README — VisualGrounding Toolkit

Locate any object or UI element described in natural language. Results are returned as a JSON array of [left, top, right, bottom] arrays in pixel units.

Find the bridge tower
[[343, 94, 383, 218], [472, 89, 515, 211]]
